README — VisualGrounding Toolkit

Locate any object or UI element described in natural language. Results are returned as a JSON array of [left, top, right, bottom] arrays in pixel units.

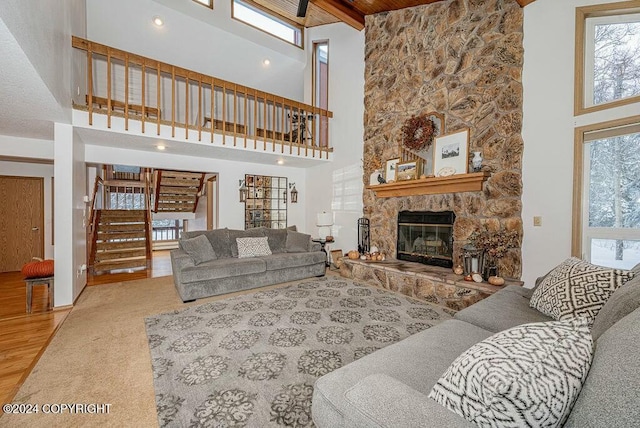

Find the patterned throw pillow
[[529, 257, 634, 325], [429, 319, 593, 428], [236, 237, 272, 258]]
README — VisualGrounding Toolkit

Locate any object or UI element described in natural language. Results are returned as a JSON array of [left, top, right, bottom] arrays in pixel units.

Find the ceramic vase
[[471, 151, 483, 172]]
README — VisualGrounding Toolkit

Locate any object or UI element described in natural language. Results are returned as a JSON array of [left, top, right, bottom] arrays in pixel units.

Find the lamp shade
[[317, 212, 333, 226]]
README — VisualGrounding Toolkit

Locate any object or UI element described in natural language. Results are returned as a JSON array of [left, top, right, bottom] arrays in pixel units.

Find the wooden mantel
[[366, 172, 490, 198]]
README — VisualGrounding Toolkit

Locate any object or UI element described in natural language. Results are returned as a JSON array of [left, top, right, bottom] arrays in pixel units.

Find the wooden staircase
[[154, 170, 205, 213], [90, 209, 151, 274]]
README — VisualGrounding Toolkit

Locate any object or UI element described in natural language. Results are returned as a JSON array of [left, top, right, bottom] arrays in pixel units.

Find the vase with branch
[[468, 228, 519, 280]]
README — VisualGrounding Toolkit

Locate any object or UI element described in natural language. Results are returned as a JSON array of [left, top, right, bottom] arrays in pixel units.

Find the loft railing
[[72, 36, 333, 159]]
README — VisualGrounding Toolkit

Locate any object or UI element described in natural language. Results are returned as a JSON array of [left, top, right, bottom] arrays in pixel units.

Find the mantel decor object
[[462, 245, 484, 277], [396, 159, 422, 181], [402, 114, 437, 151], [369, 169, 383, 185], [471, 151, 483, 172], [384, 158, 399, 182], [433, 128, 470, 177]]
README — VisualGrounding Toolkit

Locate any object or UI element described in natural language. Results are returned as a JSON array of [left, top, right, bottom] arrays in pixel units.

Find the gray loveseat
[[171, 227, 326, 302], [313, 264, 640, 427]]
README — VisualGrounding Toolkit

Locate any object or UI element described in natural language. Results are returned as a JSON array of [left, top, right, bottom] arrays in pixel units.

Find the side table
[[312, 238, 334, 267]]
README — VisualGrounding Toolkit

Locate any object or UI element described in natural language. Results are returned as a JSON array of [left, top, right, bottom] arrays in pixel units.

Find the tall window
[[232, 0, 303, 48], [312, 41, 328, 147], [576, 3, 640, 114], [574, 118, 640, 269]]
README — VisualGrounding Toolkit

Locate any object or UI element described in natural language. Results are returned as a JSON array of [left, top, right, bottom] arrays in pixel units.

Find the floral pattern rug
[[145, 276, 453, 427]]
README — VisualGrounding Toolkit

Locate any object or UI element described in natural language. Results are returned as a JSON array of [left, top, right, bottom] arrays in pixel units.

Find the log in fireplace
[[396, 211, 455, 268]]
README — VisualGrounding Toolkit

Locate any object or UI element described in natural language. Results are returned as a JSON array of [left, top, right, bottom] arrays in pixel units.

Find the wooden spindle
[[171, 66, 176, 138], [253, 89, 258, 150], [243, 88, 248, 148], [288, 103, 293, 155], [185, 76, 189, 139], [263, 93, 267, 151], [198, 79, 202, 142], [157, 62, 161, 135], [233, 84, 237, 147], [280, 97, 285, 154], [222, 83, 226, 145], [87, 47, 93, 126], [210, 77, 215, 143], [124, 54, 129, 130], [107, 49, 112, 128], [141, 63, 146, 133], [272, 96, 276, 152]]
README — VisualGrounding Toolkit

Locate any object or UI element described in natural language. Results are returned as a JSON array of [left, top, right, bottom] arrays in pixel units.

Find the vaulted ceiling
[[255, 0, 536, 30]]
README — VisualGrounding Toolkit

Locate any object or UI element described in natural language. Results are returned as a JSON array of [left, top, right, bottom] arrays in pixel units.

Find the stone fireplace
[[397, 211, 455, 268], [362, 0, 524, 279]]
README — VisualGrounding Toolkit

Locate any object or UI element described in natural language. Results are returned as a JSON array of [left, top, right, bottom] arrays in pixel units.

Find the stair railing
[[72, 36, 334, 159], [144, 172, 153, 267], [87, 176, 104, 270]]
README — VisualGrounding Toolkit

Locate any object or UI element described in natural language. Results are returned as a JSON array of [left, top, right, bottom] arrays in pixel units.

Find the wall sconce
[[289, 183, 298, 203], [239, 179, 248, 203]]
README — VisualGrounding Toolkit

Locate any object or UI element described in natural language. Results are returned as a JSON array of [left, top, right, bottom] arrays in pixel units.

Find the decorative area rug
[[145, 276, 454, 427]]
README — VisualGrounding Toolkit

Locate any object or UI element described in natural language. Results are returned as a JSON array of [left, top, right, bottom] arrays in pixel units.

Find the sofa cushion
[[236, 237, 272, 258], [530, 257, 634, 325], [227, 228, 265, 257], [312, 319, 493, 428], [429, 318, 593, 428], [564, 307, 640, 427], [340, 374, 474, 428], [454, 286, 552, 333], [180, 234, 217, 265], [285, 230, 311, 252], [259, 228, 288, 253], [179, 257, 266, 283], [260, 252, 326, 271], [182, 228, 232, 259], [591, 274, 640, 341]]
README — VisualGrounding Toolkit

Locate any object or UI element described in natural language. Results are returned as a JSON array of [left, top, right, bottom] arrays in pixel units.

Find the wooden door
[[0, 176, 44, 272]]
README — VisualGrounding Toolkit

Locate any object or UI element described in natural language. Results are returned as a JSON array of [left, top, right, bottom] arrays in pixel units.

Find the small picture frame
[[384, 158, 400, 182], [433, 128, 470, 177], [396, 159, 422, 181]]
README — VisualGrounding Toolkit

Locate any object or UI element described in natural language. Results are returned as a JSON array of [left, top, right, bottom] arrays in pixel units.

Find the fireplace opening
[[397, 211, 455, 268]]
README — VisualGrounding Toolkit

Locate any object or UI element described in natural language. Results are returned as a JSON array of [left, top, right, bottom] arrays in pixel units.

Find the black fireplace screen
[[397, 211, 455, 268]]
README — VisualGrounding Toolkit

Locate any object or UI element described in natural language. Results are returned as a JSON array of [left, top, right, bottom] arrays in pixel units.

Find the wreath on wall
[[401, 114, 436, 151]]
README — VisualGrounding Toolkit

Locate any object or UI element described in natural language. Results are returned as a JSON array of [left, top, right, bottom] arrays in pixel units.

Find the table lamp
[[317, 211, 333, 240]]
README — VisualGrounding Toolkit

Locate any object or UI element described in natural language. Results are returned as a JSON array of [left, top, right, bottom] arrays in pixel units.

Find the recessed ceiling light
[[263, 59, 271, 66], [152, 16, 164, 27], [157, 145, 166, 151], [277, 159, 284, 165]]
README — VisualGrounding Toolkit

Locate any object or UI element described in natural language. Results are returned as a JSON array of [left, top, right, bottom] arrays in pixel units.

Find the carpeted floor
[[0, 275, 298, 427], [145, 276, 453, 427]]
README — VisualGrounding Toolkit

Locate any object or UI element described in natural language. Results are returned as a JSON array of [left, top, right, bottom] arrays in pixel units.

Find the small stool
[[25, 276, 55, 314]]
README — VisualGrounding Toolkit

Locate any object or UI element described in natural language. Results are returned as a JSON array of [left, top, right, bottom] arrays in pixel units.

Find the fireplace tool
[[357, 217, 370, 254]]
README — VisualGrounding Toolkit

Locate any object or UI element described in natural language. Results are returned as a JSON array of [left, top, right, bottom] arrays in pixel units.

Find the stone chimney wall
[[363, 0, 524, 278]]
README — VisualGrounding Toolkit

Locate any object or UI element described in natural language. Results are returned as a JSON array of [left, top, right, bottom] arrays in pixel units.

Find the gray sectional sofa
[[312, 265, 640, 427], [170, 227, 326, 302]]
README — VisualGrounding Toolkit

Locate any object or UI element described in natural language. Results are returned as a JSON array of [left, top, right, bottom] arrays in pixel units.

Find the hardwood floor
[[0, 250, 173, 408]]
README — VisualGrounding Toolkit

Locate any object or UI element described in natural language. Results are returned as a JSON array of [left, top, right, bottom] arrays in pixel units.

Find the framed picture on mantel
[[433, 128, 470, 177]]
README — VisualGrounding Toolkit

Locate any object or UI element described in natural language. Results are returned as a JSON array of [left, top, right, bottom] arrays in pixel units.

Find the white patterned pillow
[[429, 318, 593, 428], [529, 257, 634, 325], [236, 237, 272, 258]]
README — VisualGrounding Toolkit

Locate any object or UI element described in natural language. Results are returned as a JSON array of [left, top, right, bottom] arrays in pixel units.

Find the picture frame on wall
[[384, 158, 400, 182], [433, 128, 470, 177], [396, 159, 422, 181]]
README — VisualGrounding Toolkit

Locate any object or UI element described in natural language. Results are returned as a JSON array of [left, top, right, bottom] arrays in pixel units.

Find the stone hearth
[[340, 258, 523, 311]]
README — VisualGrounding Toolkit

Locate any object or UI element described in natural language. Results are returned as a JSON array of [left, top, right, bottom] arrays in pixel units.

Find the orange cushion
[[22, 259, 54, 279]]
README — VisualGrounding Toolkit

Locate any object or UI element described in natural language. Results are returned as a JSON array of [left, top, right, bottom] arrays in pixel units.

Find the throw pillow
[[260, 228, 288, 253], [591, 274, 640, 341], [228, 228, 265, 257], [285, 230, 310, 253], [180, 234, 217, 265], [236, 237, 272, 258], [429, 318, 593, 428], [529, 257, 634, 325]]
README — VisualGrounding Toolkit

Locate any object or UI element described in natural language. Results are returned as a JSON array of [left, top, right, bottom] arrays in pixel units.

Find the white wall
[[86, 0, 304, 102], [304, 24, 365, 252], [0, 160, 55, 259], [521, 0, 640, 287], [84, 145, 309, 233], [0, 0, 86, 120], [54, 123, 86, 307]]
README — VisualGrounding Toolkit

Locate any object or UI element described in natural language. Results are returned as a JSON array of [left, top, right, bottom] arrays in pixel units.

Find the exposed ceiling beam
[[311, 0, 365, 31], [297, 0, 310, 17], [516, 0, 536, 6]]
